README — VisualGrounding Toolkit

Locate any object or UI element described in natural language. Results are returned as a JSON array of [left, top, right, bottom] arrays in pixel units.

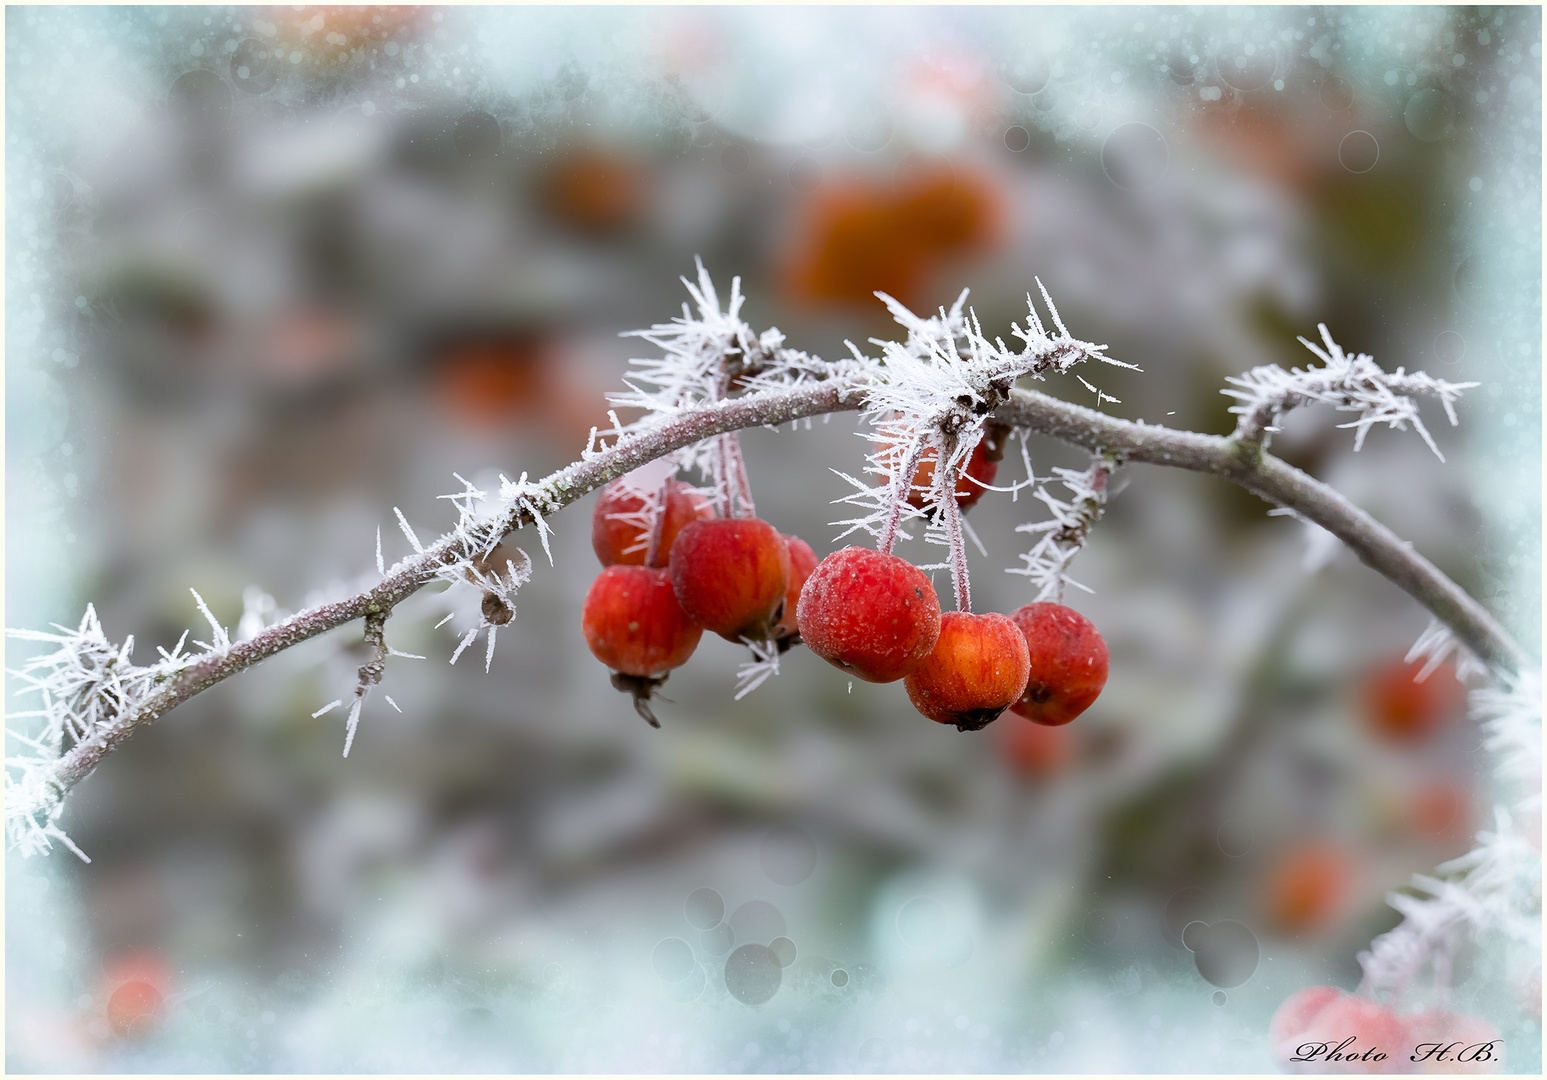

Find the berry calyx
[[773, 533, 819, 650], [797, 547, 941, 683], [905, 611, 1031, 731], [582, 565, 704, 727], [1008, 602, 1109, 726], [668, 517, 791, 642], [592, 474, 714, 569]]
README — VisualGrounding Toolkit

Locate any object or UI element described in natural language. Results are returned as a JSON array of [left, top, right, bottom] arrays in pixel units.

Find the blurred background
[[6, 5, 1541, 1072]]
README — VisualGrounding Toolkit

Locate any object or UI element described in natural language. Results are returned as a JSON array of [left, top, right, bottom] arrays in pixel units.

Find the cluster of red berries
[[580, 476, 816, 725], [580, 472, 1109, 732], [797, 546, 1108, 731]]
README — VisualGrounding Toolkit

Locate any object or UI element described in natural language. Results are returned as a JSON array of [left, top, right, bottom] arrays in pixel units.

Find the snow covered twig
[[1224, 323, 1477, 460]]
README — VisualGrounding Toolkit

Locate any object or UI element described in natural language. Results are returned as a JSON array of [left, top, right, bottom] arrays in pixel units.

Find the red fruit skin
[[905, 612, 1031, 730], [592, 477, 714, 568], [668, 518, 791, 642], [1361, 657, 1466, 745], [907, 438, 999, 511], [775, 534, 819, 640], [1269, 986, 1343, 1061], [1271, 990, 1412, 1074], [1007, 603, 1109, 726], [797, 547, 941, 683], [582, 565, 703, 676]]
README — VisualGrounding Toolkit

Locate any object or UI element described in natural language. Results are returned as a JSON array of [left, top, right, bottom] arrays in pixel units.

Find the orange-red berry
[[592, 476, 714, 568], [996, 715, 1077, 778], [905, 611, 1031, 731], [1360, 657, 1466, 745], [1008, 602, 1109, 726], [106, 981, 163, 1039], [669, 517, 791, 642], [797, 547, 941, 683], [774, 534, 819, 645], [1261, 841, 1358, 935], [906, 437, 1000, 512], [582, 565, 703, 726]]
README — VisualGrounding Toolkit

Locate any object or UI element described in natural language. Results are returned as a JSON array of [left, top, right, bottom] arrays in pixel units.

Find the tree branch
[[16, 373, 1529, 832], [992, 389, 1528, 673]]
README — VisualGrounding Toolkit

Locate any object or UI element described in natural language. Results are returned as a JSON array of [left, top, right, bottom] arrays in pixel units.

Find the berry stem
[[939, 429, 972, 613], [713, 433, 735, 518], [878, 435, 927, 557], [643, 474, 672, 568], [726, 433, 756, 519]]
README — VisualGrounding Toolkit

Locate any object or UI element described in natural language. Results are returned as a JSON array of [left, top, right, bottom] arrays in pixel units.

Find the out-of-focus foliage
[[6, 6, 1539, 1072]]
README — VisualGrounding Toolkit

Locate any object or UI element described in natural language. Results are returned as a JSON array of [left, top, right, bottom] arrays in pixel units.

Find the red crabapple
[[1360, 657, 1466, 745], [797, 547, 941, 683], [904, 611, 1031, 731], [996, 715, 1077, 778], [1277, 993, 1411, 1073], [668, 518, 791, 642], [582, 564, 704, 726], [592, 475, 714, 568], [1008, 603, 1109, 726], [906, 435, 1000, 512], [106, 980, 163, 1038], [773, 533, 819, 648], [1261, 841, 1358, 935], [1268, 985, 1342, 1061], [1270, 988, 1414, 1074]]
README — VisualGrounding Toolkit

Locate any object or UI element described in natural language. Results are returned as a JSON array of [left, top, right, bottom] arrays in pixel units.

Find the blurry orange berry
[[995, 715, 1076, 778], [540, 146, 650, 236], [106, 981, 163, 1039], [1361, 658, 1466, 745], [1262, 842, 1357, 935], [435, 337, 547, 423]]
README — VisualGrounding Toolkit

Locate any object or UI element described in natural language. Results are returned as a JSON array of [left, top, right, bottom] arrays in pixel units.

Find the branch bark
[[30, 375, 1529, 819]]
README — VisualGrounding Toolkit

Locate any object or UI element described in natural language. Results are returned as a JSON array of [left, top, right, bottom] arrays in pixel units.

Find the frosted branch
[[1223, 323, 1477, 458]]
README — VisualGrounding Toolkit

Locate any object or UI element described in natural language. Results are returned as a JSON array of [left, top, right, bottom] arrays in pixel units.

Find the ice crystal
[[733, 638, 782, 701], [1223, 324, 1477, 460], [1007, 458, 1112, 603], [833, 284, 1128, 557], [4, 601, 220, 859]]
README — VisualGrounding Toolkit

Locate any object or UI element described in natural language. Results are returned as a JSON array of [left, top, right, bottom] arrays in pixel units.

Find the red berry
[[796, 547, 941, 683], [1261, 841, 1358, 935], [668, 518, 791, 642], [1360, 657, 1466, 745], [592, 474, 714, 568], [1269, 992, 1410, 1073], [582, 565, 703, 726], [106, 980, 163, 1039], [905, 611, 1030, 731], [1008, 602, 1109, 726], [1268, 985, 1342, 1060], [996, 716, 1077, 778], [906, 437, 999, 512], [774, 534, 819, 644]]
